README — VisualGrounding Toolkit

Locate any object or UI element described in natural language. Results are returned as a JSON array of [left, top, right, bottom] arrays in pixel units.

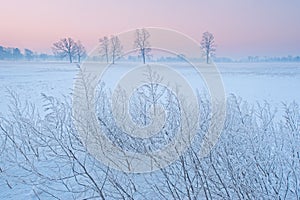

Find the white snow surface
[[0, 61, 300, 199], [0, 61, 299, 114]]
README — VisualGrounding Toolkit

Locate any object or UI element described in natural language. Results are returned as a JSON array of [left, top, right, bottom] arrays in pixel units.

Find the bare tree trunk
[[69, 53, 72, 63], [112, 51, 115, 64], [106, 53, 109, 63], [206, 50, 209, 64], [142, 49, 146, 64]]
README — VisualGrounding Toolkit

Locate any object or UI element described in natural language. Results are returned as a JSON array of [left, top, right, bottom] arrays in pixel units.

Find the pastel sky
[[1, 0, 299, 58]]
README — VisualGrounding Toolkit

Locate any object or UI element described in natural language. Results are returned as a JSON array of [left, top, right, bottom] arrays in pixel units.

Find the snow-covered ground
[[218, 62, 300, 105], [1, 61, 299, 114], [0, 61, 300, 199], [0, 62, 78, 115]]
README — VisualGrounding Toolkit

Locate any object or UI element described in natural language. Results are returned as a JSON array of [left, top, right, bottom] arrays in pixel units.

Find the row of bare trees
[[98, 35, 123, 64], [99, 28, 151, 64], [53, 29, 216, 64], [98, 29, 216, 64], [52, 29, 152, 64]]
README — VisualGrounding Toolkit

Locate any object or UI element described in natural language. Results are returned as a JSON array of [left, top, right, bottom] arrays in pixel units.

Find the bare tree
[[74, 40, 86, 63], [134, 28, 151, 64], [200, 32, 216, 64], [52, 37, 77, 63], [110, 35, 123, 64], [99, 36, 110, 63]]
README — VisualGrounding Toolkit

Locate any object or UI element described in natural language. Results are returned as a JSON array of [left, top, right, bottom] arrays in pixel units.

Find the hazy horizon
[[1, 0, 299, 58]]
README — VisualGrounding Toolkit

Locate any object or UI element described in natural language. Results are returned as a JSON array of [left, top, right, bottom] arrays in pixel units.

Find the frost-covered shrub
[[0, 90, 299, 199]]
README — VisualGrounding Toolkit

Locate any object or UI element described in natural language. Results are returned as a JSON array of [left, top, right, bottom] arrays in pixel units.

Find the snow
[[1, 61, 299, 114], [0, 61, 300, 199], [0, 61, 78, 115]]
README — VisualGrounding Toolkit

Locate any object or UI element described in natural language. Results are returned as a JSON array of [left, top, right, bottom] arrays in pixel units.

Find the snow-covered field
[[0, 61, 300, 199], [0, 62, 77, 115], [1, 61, 299, 113]]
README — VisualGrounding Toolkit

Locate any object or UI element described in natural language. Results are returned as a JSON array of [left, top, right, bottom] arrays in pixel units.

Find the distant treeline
[[155, 55, 300, 63], [213, 56, 300, 63], [243, 55, 300, 63], [0, 46, 55, 61], [1, 45, 300, 63]]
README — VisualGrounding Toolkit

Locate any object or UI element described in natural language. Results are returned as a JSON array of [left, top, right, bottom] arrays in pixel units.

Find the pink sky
[[1, 0, 299, 58]]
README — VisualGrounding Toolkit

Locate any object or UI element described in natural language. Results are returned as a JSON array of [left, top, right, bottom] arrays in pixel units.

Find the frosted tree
[[99, 36, 110, 63], [74, 40, 86, 63], [1, 89, 300, 199], [110, 35, 123, 64], [200, 32, 216, 64], [52, 37, 77, 63], [134, 28, 151, 64]]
